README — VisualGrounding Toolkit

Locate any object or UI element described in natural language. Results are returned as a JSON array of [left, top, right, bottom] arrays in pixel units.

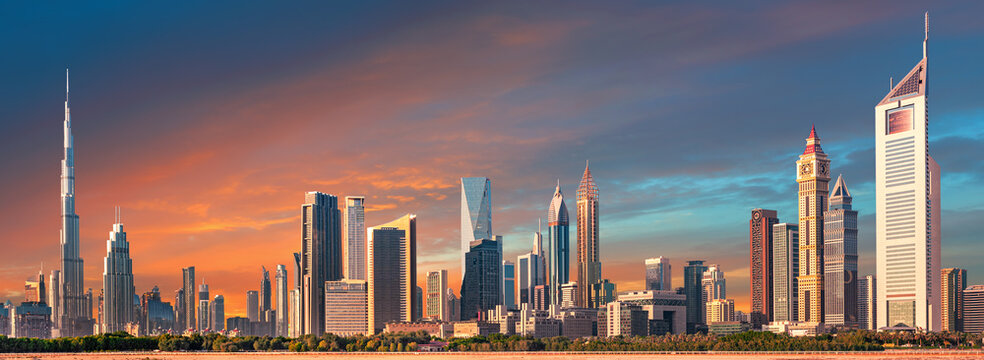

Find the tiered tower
[[796, 125, 830, 323]]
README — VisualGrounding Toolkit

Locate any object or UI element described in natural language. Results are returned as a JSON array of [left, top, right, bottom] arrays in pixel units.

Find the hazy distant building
[[461, 177, 492, 279], [702, 264, 726, 303], [426, 270, 449, 321], [517, 222, 546, 307], [683, 260, 708, 332], [288, 252, 301, 337], [246, 291, 259, 322], [24, 271, 45, 304], [875, 15, 941, 331], [209, 295, 224, 332], [824, 175, 859, 326], [174, 289, 185, 331], [447, 289, 460, 322], [503, 261, 516, 309], [547, 182, 570, 308], [576, 163, 601, 308], [343, 196, 367, 281], [772, 223, 799, 322], [963, 285, 984, 333], [324, 280, 368, 336], [300, 191, 342, 335], [461, 237, 502, 320], [260, 267, 272, 317], [275, 264, 288, 336], [796, 125, 830, 324], [182, 267, 196, 330], [645, 257, 671, 291], [102, 217, 134, 334], [749, 209, 779, 326], [143, 286, 174, 332], [198, 282, 209, 331], [858, 275, 876, 330], [367, 214, 417, 333], [414, 286, 423, 321], [942, 268, 967, 332]]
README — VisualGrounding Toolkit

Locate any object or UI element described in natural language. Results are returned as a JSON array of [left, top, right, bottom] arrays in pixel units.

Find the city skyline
[[2, 2, 984, 321]]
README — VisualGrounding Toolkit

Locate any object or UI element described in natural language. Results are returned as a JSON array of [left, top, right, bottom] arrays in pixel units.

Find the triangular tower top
[[831, 174, 852, 199], [878, 13, 928, 106]]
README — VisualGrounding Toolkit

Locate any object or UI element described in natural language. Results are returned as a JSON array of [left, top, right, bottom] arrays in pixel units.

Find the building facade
[[684, 260, 708, 332], [503, 261, 515, 309], [824, 175, 859, 326], [461, 177, 492, 279], [702, 264, 726, 303], [461, 237, 502, 320], [645, 257, 671, 291], [942, 268, 967, 332], [324, 280, 368, 336], [796, 126, 830, 323], [260, 267, 271, 319], [198, 282, 209, 331], [426, 270, 449, 321], [102, 218, 134, 334], [182, 267, 195, 330], [706, 299, 735, 324], [275, 264, 288, 336], [547, 182, 570, 308], [749, 209, 779, 325], [246, 291, 259, 322], [772, 223, 799, 322], [343, 196, 367, 281], [210, 295, 224, 332], [576, 163, 601, 308], [517, 222, 546, 307], [858, 275, 876, 330], [300, 191, 342, 335], [963, 285, 984, 333], [875, 14, 941, 331], [367, 214, 417, 333]]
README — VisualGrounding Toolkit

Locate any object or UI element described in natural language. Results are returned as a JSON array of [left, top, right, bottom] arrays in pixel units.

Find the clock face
[[819, 163, 829, 175], [799, 163, 812, 176]]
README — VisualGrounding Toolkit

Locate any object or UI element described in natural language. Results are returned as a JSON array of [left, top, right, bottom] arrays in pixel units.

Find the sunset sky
[[1, 1, 983, 318]]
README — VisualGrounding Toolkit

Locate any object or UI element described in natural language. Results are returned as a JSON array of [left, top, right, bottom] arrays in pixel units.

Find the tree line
[[0, 330, 982, 353]]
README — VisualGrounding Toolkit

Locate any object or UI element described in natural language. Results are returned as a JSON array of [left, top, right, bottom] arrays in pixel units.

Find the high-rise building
[[533, 284, 550, 312], [246, 291, 259, 322], [824, 175, 859, 326], [275, 264, 288, 336], [517, 221, 547, 307], [942, 268, 967, 331], [260, 267, 271, 316], [174, 289, 185, 331], [503, 261, 516, 309], [592, 279, 617, 307], [143, 286, 174, 332], [59, 70, 91, 337], [645, 257, 671, 291], [48, 270, 60, 333], [182, 267, 196, 330], [25, 270, 45, 303], [447, 289, 460, 322], [858, 275, 876, 330], [300, 191, 342, 335], [289, 252, 301, 337], [683, 260, 708, 332], [461, 237, 502, 320], [324, 280, 368, 336], [560, 282, 578, 309], [875, 14, 941, 331], [576, 162, 601, 308], [963, 285, 984, 333], [426, 270, 449, 321], [749, 209, 779, 325], [198, 282, 209, 331], [772, 223, 799, 322], [101, 214, 134, 334], [706, 299, 735, 324], [796, 125, 830, 323], [547, 181, 570, 308], [210, 295, 224, 332], [461, 177, 492, 279], [367, 214, 417, 333], [702, 265, 726, 305], [343, 196, 367, 281], [414, 286, 423, 321]]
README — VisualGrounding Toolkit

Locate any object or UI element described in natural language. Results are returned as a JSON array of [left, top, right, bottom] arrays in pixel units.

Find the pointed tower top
[[65, 68, 70, 105], [803, 125, 823, 155], [878, 14, 928, 105], [924, 11, 929, 58]]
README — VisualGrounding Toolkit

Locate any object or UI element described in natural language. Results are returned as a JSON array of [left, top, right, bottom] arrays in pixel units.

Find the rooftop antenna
[[923, 11, 929, 58], [890, 76, 894, 91]]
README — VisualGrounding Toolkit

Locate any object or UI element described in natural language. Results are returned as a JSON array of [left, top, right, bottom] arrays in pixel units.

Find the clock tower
[[796, 125, 830, 323]]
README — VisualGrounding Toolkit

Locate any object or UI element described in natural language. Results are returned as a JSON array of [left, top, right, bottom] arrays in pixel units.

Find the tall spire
[[65, 68, 70, 105], [923, 11, 929, 59]]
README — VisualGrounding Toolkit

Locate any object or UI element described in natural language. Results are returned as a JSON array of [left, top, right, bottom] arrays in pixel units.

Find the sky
[[1, 1, 983, 318]]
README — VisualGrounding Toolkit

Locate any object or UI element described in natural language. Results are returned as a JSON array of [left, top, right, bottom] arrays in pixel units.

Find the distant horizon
[[1, 1, 983, 320]]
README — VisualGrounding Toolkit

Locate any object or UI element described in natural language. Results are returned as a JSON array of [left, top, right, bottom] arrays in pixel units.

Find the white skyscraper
[[275, 264, 288, 336], [875, 13, 941, 331], [461, 177, 492, 278], [101, 209, 134, 334], [60, 69, 91, 336], [343, 196, 366, 281]]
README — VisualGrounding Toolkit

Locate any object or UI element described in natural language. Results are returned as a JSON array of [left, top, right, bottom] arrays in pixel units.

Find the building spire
[[66, 68, 70, 105], [923, 11, 929, 59]]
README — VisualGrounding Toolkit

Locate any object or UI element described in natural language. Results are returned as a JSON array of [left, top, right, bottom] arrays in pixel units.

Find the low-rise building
[[708, 321, 750, 335], [763, 321, 825, 336], [601, 301, 648, 337], [453, 321, 499, 338], [12, 301, 51, 339], [384, 321, 452, 338], [617, 290, 687, 334], [556, 308, 597, 338], [485, 305, 519, 335], [519, 316, 561, 338]]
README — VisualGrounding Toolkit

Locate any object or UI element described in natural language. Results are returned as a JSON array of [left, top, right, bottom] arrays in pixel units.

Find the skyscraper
[[101, 212, 134, 334], [426, 270, 449, 321], [260, 267, 271, 318], [174, 289, 185, 331], [289, 252, 301, 337], [59, 69, 91, 337], [942, 268, 967, 332], [367, 214, 417, 333], [576, 162, 600, 308], [48, 270, 60, 332], [824, 175, 859, 326], [461, 237, 502, 320], [461, 177, 492, 278], [683, 260, 708, 332], [858, 275, 876, 330], [198, 281, 209, 331], [324, 280, 368, 336], [963, 285, 984, 333], [517, 221, 546, 307], [645, 257, 671, 291], [503, 260, 516, 309], [772, 223, 799, 322], [796, 125, 830, 323], [749, 209, 779, 325], [702, 264, 726, 303], [210, 295, 225, 332], [343, 196, 367, 281], [875, 14, 941, 331], [182, 267, 196, 330], [300, 191, 342, 335], [275, 264, 288, 336], [246, 290, 259, 322], [547, 181, 570, 308]]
